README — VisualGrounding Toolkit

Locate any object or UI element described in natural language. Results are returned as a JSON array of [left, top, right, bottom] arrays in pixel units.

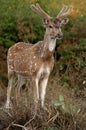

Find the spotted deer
[[5, 4, 72, 109]]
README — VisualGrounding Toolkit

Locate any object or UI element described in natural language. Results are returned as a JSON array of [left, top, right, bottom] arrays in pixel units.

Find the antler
[[31, 3, 51, 19], [56, 6, 73, 20]]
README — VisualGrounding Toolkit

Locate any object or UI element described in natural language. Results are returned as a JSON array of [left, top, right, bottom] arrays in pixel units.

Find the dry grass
[[0, 83, 86, 130]]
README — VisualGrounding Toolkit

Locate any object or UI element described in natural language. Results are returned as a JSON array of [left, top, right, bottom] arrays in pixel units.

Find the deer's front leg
[[40, 74, 49, 108]]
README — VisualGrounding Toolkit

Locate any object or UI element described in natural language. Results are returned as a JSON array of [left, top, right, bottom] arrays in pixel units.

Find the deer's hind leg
[[5, 70, 14, 109], [16, 75, 25, 104], [32, 75, 40, 113]]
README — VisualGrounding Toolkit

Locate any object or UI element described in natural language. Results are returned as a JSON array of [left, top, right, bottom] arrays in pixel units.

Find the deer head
[[31, 4, 72, 40]]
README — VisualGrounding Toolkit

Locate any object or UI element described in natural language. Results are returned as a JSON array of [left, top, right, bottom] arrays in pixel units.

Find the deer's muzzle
[[56, 33, 63, 39]]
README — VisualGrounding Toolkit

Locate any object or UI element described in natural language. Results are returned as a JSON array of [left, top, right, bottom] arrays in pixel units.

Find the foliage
[[54, 43, 86, 93], [54, 95, 80, 116], [0, 0, 86, 47]]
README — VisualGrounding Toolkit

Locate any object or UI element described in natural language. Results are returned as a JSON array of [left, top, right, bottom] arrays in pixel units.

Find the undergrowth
[[0, 91, 86, 130]]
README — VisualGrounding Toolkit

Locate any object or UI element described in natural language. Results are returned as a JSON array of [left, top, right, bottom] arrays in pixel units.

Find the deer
[[5, 4, 72, 109]]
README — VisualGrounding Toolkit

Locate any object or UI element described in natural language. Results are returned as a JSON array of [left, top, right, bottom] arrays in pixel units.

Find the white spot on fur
[[33, 56, 36, 59], [10, 66, 13, 69], [9, 53, 12, 56]]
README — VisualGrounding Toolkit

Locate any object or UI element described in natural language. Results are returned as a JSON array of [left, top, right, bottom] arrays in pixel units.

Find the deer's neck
[[48, 38, 56, 52], [41, 34, 56, 58]]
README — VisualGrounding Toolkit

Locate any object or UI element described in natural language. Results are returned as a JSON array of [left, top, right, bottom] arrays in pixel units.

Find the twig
[[24, 113, 36, 127], [5, 121, 15, 130], [48, 111, 59, 123], [0, 107, 13, 117], [5, 124, 11, 130], [12, 123, 28, 130]]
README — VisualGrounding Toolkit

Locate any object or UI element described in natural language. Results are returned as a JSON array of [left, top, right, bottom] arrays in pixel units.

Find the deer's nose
[[57, 33, 63, 39]]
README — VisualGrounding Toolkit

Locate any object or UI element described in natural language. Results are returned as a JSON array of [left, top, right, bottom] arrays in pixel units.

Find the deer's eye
[[49, 25, 53, 28]]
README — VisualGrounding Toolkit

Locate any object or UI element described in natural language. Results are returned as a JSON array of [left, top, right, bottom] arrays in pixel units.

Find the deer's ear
[[60, 18, 69, 25]]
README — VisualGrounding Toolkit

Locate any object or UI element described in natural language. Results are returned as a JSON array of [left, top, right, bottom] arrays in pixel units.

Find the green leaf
[[59, 64, 64, 70], [54, 102, 62, 107], [59, 95, 64, 102]]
